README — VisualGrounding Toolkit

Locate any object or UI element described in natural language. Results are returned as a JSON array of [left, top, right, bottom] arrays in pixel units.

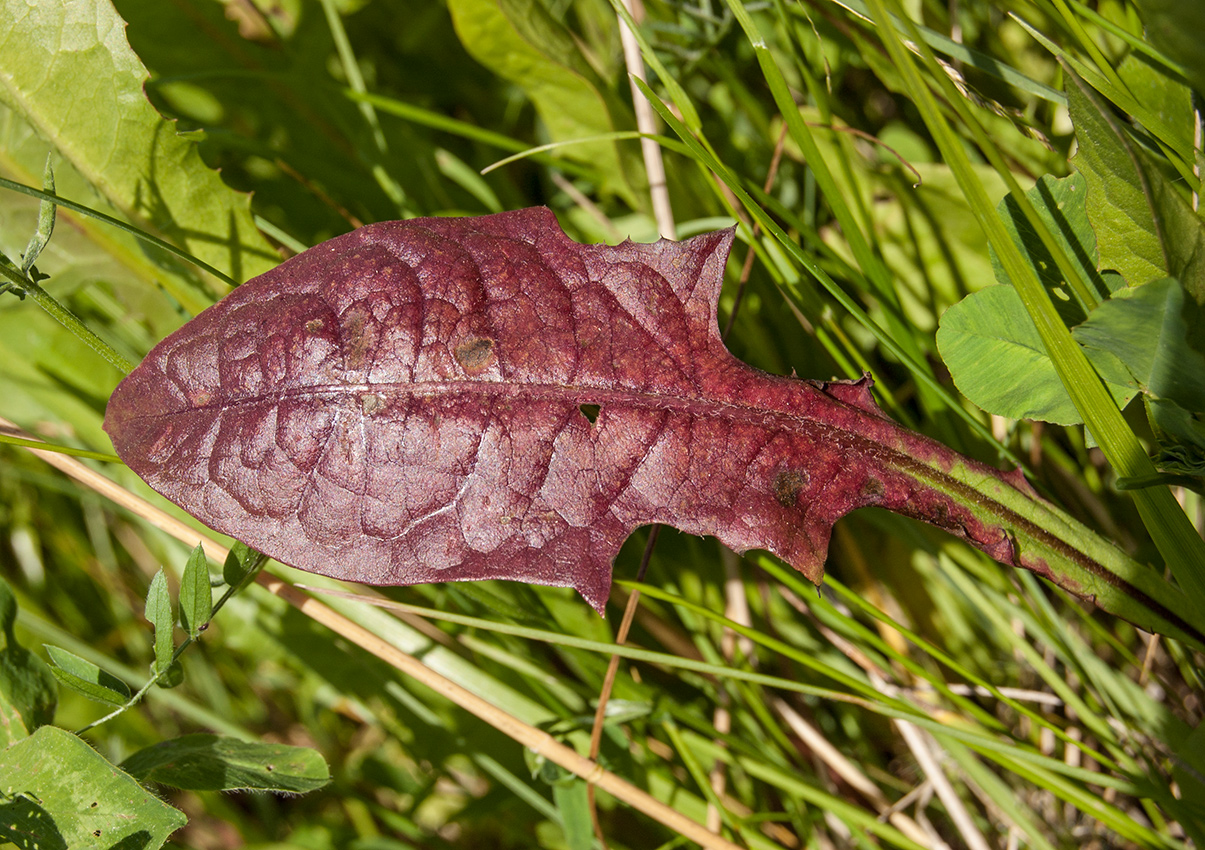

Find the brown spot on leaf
[[360, 393, 386, 416], [861, 477, 885, 500], [343, 307, 371, 370], [773, 470, 808, 508], [455, 337, 495, 372], [305, 318, 325, 333]]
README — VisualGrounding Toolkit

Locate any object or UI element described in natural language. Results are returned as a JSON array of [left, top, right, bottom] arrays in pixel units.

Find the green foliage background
[[1, 0, 1203, 848]]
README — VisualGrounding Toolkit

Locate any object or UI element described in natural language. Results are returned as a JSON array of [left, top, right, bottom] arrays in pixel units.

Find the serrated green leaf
[[0, 646, 58, 733], [144, 569, 174, 676], [1068, 71, 1205, 298], [121, 733, 330, 793], [0, 0, 278, 287], [937, 284, 1136, 424], [43, 646, 130, 707], [179, 544, 212, 638], [0, 725, 185, 849]]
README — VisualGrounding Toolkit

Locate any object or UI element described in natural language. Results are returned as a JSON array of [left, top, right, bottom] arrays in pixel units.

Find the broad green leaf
[[0, 725, 185, 848], [1067, 71, 1205, 299], [937, 284, 1136, 424], [145, 569, 174, 675], [0, 0, 278, 287], [447, 0, 640, 206], [179, 544, 212, 638], [43, 646, 131, 707], [1133, 0, 1205, 100], [121, 733, 330, 793], [0, 578, 57, 731]]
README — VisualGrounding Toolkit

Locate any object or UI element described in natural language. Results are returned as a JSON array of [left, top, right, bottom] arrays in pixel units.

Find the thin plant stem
[[0, 262, 135, 374], [0, 177, 240, 288]]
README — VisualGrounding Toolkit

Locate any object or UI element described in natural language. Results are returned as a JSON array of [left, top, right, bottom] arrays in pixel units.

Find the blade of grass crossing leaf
[[180, 544, 212, 638], [0, 177, 238, 289], [866, 0, 1205, 617], [1043, 0, 1128, 94], [145, 570, 174, 676]]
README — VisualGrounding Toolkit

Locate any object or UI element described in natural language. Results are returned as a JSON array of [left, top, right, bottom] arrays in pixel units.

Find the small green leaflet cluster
[[46, 543, 216, 709], [937, 59, 1205, 491], [0, 548, 328, 850]]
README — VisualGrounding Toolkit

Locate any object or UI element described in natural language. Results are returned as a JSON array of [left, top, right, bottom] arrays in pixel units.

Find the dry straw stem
[[2, 417, 750, 850]]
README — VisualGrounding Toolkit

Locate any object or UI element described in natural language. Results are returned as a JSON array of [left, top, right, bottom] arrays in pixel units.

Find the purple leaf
[[102, 209, 1191, 637]]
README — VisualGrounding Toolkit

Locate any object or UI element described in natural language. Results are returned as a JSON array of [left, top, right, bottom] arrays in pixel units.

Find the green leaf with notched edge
[[937, 284, 1137, 424], [43, 646, 130, 707], [145, 569, 174, 676], [0, 725, 185, 849], [121, 733, 330, 793], [0, 0, 279, 287], [1067, 70, 1205, 300], [179, 544, 211, 638]]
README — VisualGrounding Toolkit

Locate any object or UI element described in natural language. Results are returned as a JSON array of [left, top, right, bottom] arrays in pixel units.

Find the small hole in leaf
[[579, 404, 601, 424]]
